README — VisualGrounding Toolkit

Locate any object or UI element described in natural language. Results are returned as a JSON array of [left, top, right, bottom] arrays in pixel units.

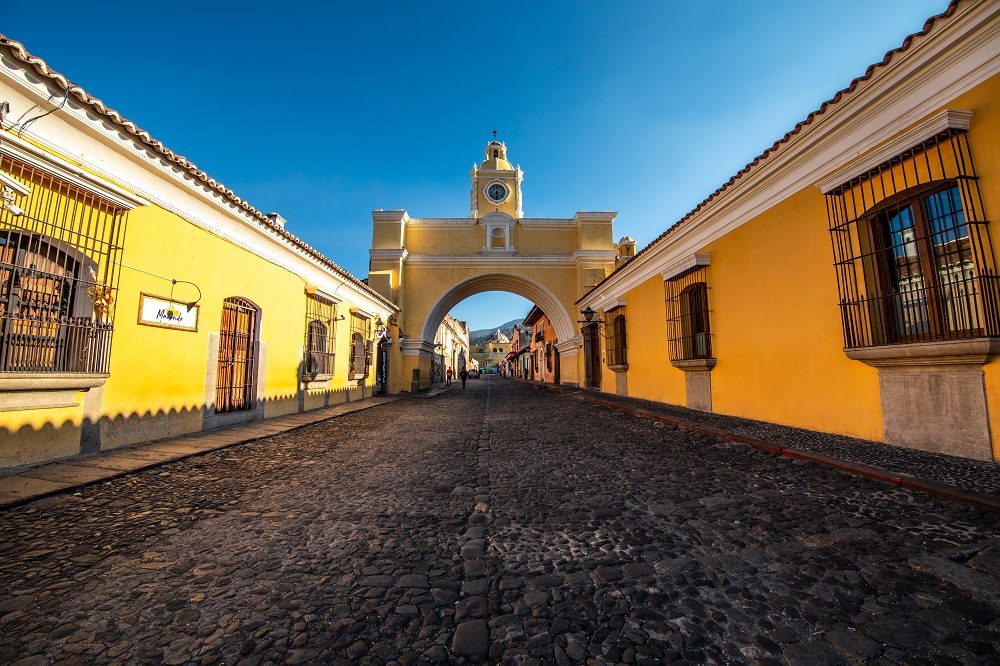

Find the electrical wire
[[119, 261, 202, 305], [14, 90, 69, 137]]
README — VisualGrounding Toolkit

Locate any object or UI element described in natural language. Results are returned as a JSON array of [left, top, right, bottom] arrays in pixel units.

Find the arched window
[[349, 313, 372, 380], [0, 232, 98, 372], [824, 129, 1000, 349], [307, 320, 329, 374], [304, 294, 336, 377]]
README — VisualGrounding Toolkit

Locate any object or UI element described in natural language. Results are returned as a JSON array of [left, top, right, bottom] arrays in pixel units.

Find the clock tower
[[470, 139, 523, 219]]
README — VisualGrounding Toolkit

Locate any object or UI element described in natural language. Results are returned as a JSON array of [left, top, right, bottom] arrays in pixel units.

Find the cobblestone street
[[1, 378, 999, 665]]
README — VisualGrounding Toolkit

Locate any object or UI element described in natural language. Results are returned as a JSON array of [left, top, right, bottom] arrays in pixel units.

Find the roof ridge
[[0, 34, 396, 311], [582, 0, 964, 300]]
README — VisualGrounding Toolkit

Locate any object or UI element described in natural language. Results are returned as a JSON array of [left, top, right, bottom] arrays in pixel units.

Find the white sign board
[[138, 293, 199, 332]]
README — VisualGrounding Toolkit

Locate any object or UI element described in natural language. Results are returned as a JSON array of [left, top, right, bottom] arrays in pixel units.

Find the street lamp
[[579, 306, 607, 337]]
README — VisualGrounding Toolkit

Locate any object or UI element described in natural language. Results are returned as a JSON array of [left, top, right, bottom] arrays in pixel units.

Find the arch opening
[[419, 273, 577, 344]]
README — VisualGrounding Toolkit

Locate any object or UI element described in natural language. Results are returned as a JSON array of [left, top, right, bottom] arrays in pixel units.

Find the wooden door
[[216, 298, 257, 413]]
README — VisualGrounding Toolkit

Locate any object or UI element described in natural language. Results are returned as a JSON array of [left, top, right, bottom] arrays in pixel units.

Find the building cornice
[[661, 253, 711, 281], [0, 129, 147, 209], [369, 248, 409, 262], [579, 0, 997, 308], [815, 108, 973, 192], [403, 250, 616, 267]]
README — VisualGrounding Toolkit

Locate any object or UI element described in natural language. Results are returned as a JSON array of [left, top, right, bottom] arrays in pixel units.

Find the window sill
[[0, 372, 110, 411], [302, 373, 333, 391], [670, 358, 716, 372], [608, 363, 629, 373], [844, 338, 1000, 368]]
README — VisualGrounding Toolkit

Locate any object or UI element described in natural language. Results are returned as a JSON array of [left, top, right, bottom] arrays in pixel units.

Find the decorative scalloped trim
[[0, 35, 395, 311]]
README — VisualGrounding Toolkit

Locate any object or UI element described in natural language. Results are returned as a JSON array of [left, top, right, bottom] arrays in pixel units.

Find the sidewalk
[[518, 379, 1000, 511], [0, 395, 401, 509]]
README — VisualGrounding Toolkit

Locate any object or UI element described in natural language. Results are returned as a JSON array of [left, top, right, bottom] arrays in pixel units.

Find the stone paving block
[[0, 381, 996, 663]]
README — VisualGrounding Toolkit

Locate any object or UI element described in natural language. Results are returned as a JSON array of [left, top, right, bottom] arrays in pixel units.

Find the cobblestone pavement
[[571, 387, 1000, 499], [1, 378, 998, 665]]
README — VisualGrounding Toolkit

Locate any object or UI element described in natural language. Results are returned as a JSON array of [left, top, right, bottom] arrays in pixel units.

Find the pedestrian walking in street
[[446, 368, 453, 386], [460, 369, 468, 388]]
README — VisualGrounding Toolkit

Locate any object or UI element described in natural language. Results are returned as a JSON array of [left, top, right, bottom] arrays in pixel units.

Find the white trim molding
[[400, 338, 437, 357], [0, 128, 148, 209], [305, 285, 343, 304], [369, 248, 409, 262], [350, 307, 376, 320], [661, 253, 711, 281], [601, 298, 627, 312], [815, 108, 973, 193]]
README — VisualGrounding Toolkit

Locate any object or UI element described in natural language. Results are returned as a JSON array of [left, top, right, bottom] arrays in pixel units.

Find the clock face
[[486, 182, 509, 203]]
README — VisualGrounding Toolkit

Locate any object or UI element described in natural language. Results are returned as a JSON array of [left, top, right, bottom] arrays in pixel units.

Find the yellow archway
[[366, 140, 620, 392]]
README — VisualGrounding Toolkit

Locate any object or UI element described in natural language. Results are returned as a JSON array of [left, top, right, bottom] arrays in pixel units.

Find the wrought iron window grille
[[825, 129, 999, 349], [216, 297, 258, 414], [665, 267, 713, 361], [605, 311, 628, 367], [304, 294, 337, 378], [349, 314, 373, 380], [0, 155, 127, 374]]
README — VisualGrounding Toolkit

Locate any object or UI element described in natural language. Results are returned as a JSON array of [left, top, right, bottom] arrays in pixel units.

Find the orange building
[[524, 306, 560, 384]]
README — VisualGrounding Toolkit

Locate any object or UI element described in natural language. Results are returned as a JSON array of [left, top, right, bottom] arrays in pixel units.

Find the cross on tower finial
[[492, 129, 498, 140]]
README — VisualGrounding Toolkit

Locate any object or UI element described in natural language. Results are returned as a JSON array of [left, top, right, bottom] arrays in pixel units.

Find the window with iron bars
[[605, 309, 628, 367], [0, 155, 127, 374], [304, 294, 337, 377], [825, 129, 998, 349], [349, 313, 373, 380], [665, 267, 713, 361]]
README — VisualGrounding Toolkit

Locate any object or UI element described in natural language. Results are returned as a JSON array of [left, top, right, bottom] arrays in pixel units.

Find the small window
[[304, 295, 337, 377], [605, 311, 627, 367], [349, 313, 372, 380], [666, 274, 712, 361]]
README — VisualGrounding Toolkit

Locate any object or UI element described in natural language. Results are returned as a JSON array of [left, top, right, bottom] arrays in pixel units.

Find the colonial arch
[[366, 139, 620, 392], [420, 273, 576, 342]]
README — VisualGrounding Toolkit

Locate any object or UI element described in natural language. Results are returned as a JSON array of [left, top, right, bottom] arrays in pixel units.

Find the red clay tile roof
[[0, 35, 396, 311], [579, 0, 963, 303]]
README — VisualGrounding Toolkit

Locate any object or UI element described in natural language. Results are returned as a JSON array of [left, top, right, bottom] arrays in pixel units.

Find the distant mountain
[[469, 318, 523, 345]]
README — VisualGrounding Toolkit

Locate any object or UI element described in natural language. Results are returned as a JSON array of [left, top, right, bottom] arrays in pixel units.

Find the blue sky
[[5, 0, 946, 330]]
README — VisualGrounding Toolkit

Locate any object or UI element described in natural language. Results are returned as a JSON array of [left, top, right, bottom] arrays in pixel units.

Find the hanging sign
[[137, 293, 199, 332]]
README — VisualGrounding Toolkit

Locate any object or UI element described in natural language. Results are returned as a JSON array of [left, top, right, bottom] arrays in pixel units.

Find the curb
[[0, 397, 400, 512], [517, 379, 1000, 513]]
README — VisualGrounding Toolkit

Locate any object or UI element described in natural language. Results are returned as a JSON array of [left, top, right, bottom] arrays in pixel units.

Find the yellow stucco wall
[[607, 73, 1000, 454], [612, 277, 684, 404], [0, 197, 384, 467], [956, 75, 1000, 459], [702, 188, 883, 439]]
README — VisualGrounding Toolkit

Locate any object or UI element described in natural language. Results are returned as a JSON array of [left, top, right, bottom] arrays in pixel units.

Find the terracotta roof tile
[[581, 0, 963, 301], [0, 35, 396, 311]]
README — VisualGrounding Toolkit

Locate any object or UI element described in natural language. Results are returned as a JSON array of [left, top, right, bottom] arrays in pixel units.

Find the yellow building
[[367, 139, 620, 392], [0, 36, 397, 469], [471, 329, 512, 373], [432, 313, 470, 382], [578, 0, 1000, 461]]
